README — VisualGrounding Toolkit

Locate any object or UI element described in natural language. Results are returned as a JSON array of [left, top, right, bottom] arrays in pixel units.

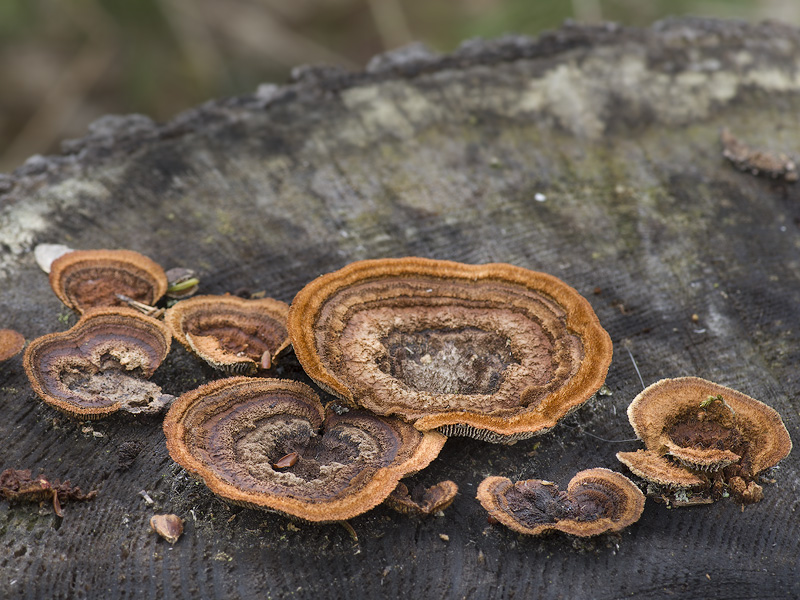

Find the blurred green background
[[1, 0, 797, 173]]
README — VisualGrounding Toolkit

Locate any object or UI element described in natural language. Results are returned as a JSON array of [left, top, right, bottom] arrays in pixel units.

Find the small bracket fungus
[[163, 377, 446, 522], [0, 329, 25, 362], [288, 258, 612, 443], [617, 377, 792, 503], [165, 295, 290, 374], [49, 249, 168, 314], [384, 480, 458, 516], [23, 308, 173, 418], [477, 468, 644, 537]]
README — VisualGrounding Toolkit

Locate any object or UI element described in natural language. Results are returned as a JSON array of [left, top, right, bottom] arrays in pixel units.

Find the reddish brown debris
[[721, 128, 798, 182], [477, 468, 644, 537], [0, 329, 25, 362], [288, 257, 612, 443], [49, 249, 168, 314], [385, 480, 458, 516], [0, 468, 97, 517]]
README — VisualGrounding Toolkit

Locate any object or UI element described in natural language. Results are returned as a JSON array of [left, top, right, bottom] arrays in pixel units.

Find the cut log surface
[[1, 17, 800, 600]]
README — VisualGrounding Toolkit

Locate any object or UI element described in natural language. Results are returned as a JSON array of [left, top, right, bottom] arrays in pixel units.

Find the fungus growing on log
[[288, 257, 612, 443], [163, 377, 446, 522], [617, 377, 791, 503], [384, 480, 458, 516], [49, 249, 168, 313], [165, 295, 290, 373], [23, 308, 173, 418], [477, 468, 644, 537], [0, 329, 25, 362]]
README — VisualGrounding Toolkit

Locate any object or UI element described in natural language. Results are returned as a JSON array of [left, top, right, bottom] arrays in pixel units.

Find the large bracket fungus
[[288, 257, 612, 443], [616, 377, 792, 503], [23, 308, 173, 418], [165, 295, 290, 373], [162, 377, 446, 522], [49, 249, 168, 314], [477, 468, 645, 537]]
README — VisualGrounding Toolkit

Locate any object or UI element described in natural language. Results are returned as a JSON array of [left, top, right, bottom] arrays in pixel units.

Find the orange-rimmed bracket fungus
[[165, 295, 290, 374], [23, 308, 173, 418], [0, 329, 25, 362], [477, 468, 645, 537], [616, 377, 792, 503], [49, 249, 168, 314], [385, 480, 458, 516], [162, 377, 446, 522], [288, 257, 612, 443]]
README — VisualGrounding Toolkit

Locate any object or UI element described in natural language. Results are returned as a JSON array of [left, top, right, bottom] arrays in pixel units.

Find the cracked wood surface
[[1, 17, 799, 600]]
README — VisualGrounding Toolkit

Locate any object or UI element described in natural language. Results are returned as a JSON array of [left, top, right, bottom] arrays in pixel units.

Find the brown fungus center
[[667, 413, 745, 456], [378, 326, 518, 395]]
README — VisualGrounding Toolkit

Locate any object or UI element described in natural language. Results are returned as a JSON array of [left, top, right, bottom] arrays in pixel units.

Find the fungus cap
[[288, 258, 612, 442], [23, 307, 172, 418], [0, 329, 25, 362], [627, 377, 791, 477], [385, 480, 458, 516], [616, 449, 705, 488], [477, 468, 644, 537], [165, 295, 289, 374], [163, 377, 446, 522], [49, 249, 168, 313]]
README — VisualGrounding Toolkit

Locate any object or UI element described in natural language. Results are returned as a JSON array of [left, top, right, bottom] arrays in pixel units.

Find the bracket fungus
[[0, 329, 25, 362], [165, 295, 290, 373], [385, 480, 459, 516], [616, 377, 792, 503], [23, 308, 173, 418], [49, 249, 168, 313], [163, 377, 446, 522], [288, 258, 612, 443], [477, 468, 645, 537]]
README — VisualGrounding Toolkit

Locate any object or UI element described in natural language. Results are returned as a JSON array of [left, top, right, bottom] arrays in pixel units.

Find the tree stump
[[1, 17, 799, 599]]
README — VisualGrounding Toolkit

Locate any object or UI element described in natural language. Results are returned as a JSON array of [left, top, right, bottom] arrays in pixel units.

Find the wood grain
[[1, 17, 799, 599]]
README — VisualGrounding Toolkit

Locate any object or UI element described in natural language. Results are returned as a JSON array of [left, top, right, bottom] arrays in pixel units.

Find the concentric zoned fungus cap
[[477, 468, 645, 537], [626, 377, 791, 478], [163, 377, 446, 522], [288, 258, 612, 443], [165, 295, 290, 373], [49, 249, 168, 313], [23, 308, 173, 418], [0, 329, 25, 362], [385, 480, 458, 516]]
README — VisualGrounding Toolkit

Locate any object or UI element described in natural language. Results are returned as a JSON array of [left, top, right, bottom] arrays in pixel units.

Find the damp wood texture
[[1, 17, 799, 600]]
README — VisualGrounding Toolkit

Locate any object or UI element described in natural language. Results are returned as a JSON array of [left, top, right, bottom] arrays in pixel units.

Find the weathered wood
[[2, 17, 800, 599]]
